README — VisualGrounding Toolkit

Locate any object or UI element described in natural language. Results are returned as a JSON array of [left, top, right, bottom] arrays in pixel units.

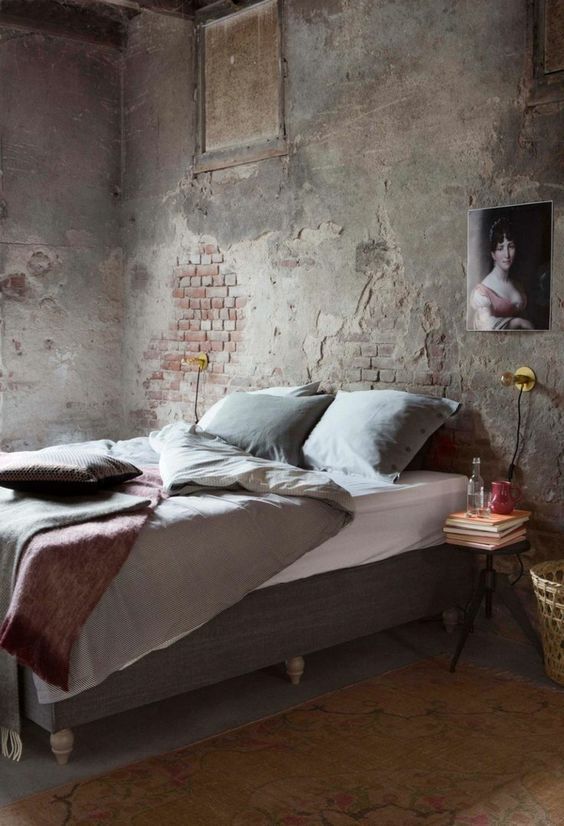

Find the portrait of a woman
[[467, 202, 552, 332]]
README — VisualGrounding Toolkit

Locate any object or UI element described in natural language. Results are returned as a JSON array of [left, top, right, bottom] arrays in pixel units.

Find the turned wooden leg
[[50, 729, 74, 765], [285, 655, 305, 685], [442, 607, 460, 634]]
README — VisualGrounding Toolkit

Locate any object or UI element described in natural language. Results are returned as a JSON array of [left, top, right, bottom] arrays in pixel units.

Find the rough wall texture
[[0, 28, 123, 449], [123, 0, 563, 561]]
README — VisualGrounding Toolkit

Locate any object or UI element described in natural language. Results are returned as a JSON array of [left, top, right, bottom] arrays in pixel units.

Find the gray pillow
[[202, 392, 334, 467], [0, 447, 142, 494], [302, 389, 460, 481], [197, 381, 320, 433]]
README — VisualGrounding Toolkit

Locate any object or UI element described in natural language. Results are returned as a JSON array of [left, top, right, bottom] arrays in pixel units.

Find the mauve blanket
[[0, 479, 154, 760]]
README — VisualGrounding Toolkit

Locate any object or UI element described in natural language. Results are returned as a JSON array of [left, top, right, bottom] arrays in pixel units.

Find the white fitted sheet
[[260, 470, 467, 587]]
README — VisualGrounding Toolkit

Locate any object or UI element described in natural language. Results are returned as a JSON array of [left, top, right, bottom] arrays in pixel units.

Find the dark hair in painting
[[489, 216, 515, 252]]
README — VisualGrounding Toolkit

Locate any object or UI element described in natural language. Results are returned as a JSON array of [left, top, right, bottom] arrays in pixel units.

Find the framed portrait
[[467, 201, 553, 331]]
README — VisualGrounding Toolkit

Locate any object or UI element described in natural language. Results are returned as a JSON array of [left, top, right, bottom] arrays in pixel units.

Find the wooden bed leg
[[50, 729, 74, 765], [442, 607, 460, 634], [285, 655, 305, 685]]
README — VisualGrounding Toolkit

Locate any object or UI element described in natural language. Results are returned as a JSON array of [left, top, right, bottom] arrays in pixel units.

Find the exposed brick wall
[[138, 242, 246, 429]]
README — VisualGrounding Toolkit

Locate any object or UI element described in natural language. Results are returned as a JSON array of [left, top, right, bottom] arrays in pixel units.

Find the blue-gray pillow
[[202, 392, 334, 467], [302, 389, 460, 481]]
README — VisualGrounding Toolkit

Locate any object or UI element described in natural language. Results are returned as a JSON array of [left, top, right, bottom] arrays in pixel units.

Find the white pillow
[[197, 382, 320, 432], [302, 389, 460, 481]]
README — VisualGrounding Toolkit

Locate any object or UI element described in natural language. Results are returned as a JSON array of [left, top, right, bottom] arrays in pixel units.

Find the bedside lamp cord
[[507, 387, 524, 484], [194, 367, 202, 425]]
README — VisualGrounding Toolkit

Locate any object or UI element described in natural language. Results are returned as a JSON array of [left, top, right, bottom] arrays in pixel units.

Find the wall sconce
[[182, 352, 209, 423], [500, 366, 536, 392], [500, 366, 536, 482]]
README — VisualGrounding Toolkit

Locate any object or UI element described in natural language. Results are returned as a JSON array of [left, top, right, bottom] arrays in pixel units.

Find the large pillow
[[0, 447, 142, 494], [302, 389, 460, 481], [197, 381, 320, 432], [202, 392, 334, 467]]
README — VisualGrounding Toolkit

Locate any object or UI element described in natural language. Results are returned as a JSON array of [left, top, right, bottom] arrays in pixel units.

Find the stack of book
[[443, 509, 531, 550]]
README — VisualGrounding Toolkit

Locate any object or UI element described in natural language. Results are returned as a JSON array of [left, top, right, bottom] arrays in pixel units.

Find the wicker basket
[[530, 560, 564, 686]]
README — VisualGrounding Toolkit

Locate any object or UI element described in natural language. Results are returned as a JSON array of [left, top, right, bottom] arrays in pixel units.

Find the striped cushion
[[0, 448, 142, 494]]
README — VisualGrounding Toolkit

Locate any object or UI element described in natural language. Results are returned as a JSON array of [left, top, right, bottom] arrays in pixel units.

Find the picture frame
[[467, 201, 553, 332]]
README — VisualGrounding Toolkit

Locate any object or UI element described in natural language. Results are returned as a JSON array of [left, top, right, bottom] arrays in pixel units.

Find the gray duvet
[[33, 424, 354, 703]]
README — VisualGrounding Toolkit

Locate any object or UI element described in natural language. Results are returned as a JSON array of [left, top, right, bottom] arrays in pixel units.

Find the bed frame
[[21, 542, 473, 763]]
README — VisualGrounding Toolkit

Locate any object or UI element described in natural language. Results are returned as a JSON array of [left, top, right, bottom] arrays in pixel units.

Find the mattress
[[32, 439, 466, 704], [260, 470, 467, 587]]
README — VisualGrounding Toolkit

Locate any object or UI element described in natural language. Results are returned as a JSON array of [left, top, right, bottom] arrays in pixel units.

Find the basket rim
[[530, 560, 564, 578]]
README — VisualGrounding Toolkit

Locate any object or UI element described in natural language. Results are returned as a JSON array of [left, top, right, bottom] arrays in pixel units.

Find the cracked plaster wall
[[123, 0, 563, 559], [0, 27, 123, 449]]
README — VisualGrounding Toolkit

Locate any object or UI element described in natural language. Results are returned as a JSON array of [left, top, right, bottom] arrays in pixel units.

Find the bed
[[2, 387, 473, 763]]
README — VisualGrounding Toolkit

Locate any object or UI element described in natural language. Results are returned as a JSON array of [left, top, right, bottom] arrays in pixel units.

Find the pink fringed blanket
[[0, 470, 162, 692]]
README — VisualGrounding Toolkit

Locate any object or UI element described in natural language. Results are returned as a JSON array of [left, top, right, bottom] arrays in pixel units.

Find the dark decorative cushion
[[202, 392, 335, 467], [302, 389, 461, 481], [0, 447, 142, 494]]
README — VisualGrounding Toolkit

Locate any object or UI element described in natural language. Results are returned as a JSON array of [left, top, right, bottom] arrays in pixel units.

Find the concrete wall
[[122, 0, 563, 559], [0, 27, 123, 449]]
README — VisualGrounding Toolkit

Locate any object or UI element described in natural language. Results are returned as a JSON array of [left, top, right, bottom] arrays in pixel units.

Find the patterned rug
[[2, 659, 564, 825]]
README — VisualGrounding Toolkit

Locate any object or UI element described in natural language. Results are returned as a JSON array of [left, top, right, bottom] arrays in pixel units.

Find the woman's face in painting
[[491, 234, 516, 272]]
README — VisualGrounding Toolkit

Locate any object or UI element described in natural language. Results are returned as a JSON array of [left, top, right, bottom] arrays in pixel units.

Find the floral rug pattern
[[1, 659, 563, 824]]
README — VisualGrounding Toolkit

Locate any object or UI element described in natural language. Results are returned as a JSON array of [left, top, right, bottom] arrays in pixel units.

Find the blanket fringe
[[1, 727, 22, 761]]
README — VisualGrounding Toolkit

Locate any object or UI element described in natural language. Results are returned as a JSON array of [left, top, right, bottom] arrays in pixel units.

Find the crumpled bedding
[[32, 424, 354, 703]]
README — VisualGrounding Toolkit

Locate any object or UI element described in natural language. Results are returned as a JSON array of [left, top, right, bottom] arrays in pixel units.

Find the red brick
[[178, 299, 191, 309], [172, 288, 184, 298], [185, 331, 206, 342], [230, 331, 245, 342], [206, 373, 229, 384], [224, 341, 236, 352], [174, 265, 196, 278], [186, 287, 206, 299], [235, 296, 247, 308], [148, 391, 163, 400], [201, 298, 211, 310], [197, 264, 219, 277], [204, 243, 217, 255], [206, 287, 228, 298], [211, 297, 224, 309], [211, 341, 224, 351], [379, 369, 396, 383], [189, 299, 201, 309]]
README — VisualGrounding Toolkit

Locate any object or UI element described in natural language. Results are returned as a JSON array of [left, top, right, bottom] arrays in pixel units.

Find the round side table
[[449, 539, 543, 672]]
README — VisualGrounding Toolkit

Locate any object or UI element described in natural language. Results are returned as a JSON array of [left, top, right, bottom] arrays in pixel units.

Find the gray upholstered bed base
[[22, 543, 472, 751]]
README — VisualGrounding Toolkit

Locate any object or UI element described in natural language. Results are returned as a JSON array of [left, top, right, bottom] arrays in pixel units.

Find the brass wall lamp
[[500, 366, 536, 482], [182, 352, 209, 422], [500, 366, 536, 392]]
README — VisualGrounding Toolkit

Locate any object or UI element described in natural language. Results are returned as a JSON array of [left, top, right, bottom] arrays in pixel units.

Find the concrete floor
[[1, 613, 559, 807]]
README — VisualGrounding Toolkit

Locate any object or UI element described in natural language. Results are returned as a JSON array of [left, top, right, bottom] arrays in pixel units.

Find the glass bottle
[[467, 457, 484, 517]]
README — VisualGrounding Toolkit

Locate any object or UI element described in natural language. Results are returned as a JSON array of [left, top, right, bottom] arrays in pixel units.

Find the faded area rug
[[2, 659, 564, 825]]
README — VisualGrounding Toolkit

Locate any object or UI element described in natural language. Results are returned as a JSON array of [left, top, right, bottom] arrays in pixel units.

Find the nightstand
[[449, 539, 543, 672]]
